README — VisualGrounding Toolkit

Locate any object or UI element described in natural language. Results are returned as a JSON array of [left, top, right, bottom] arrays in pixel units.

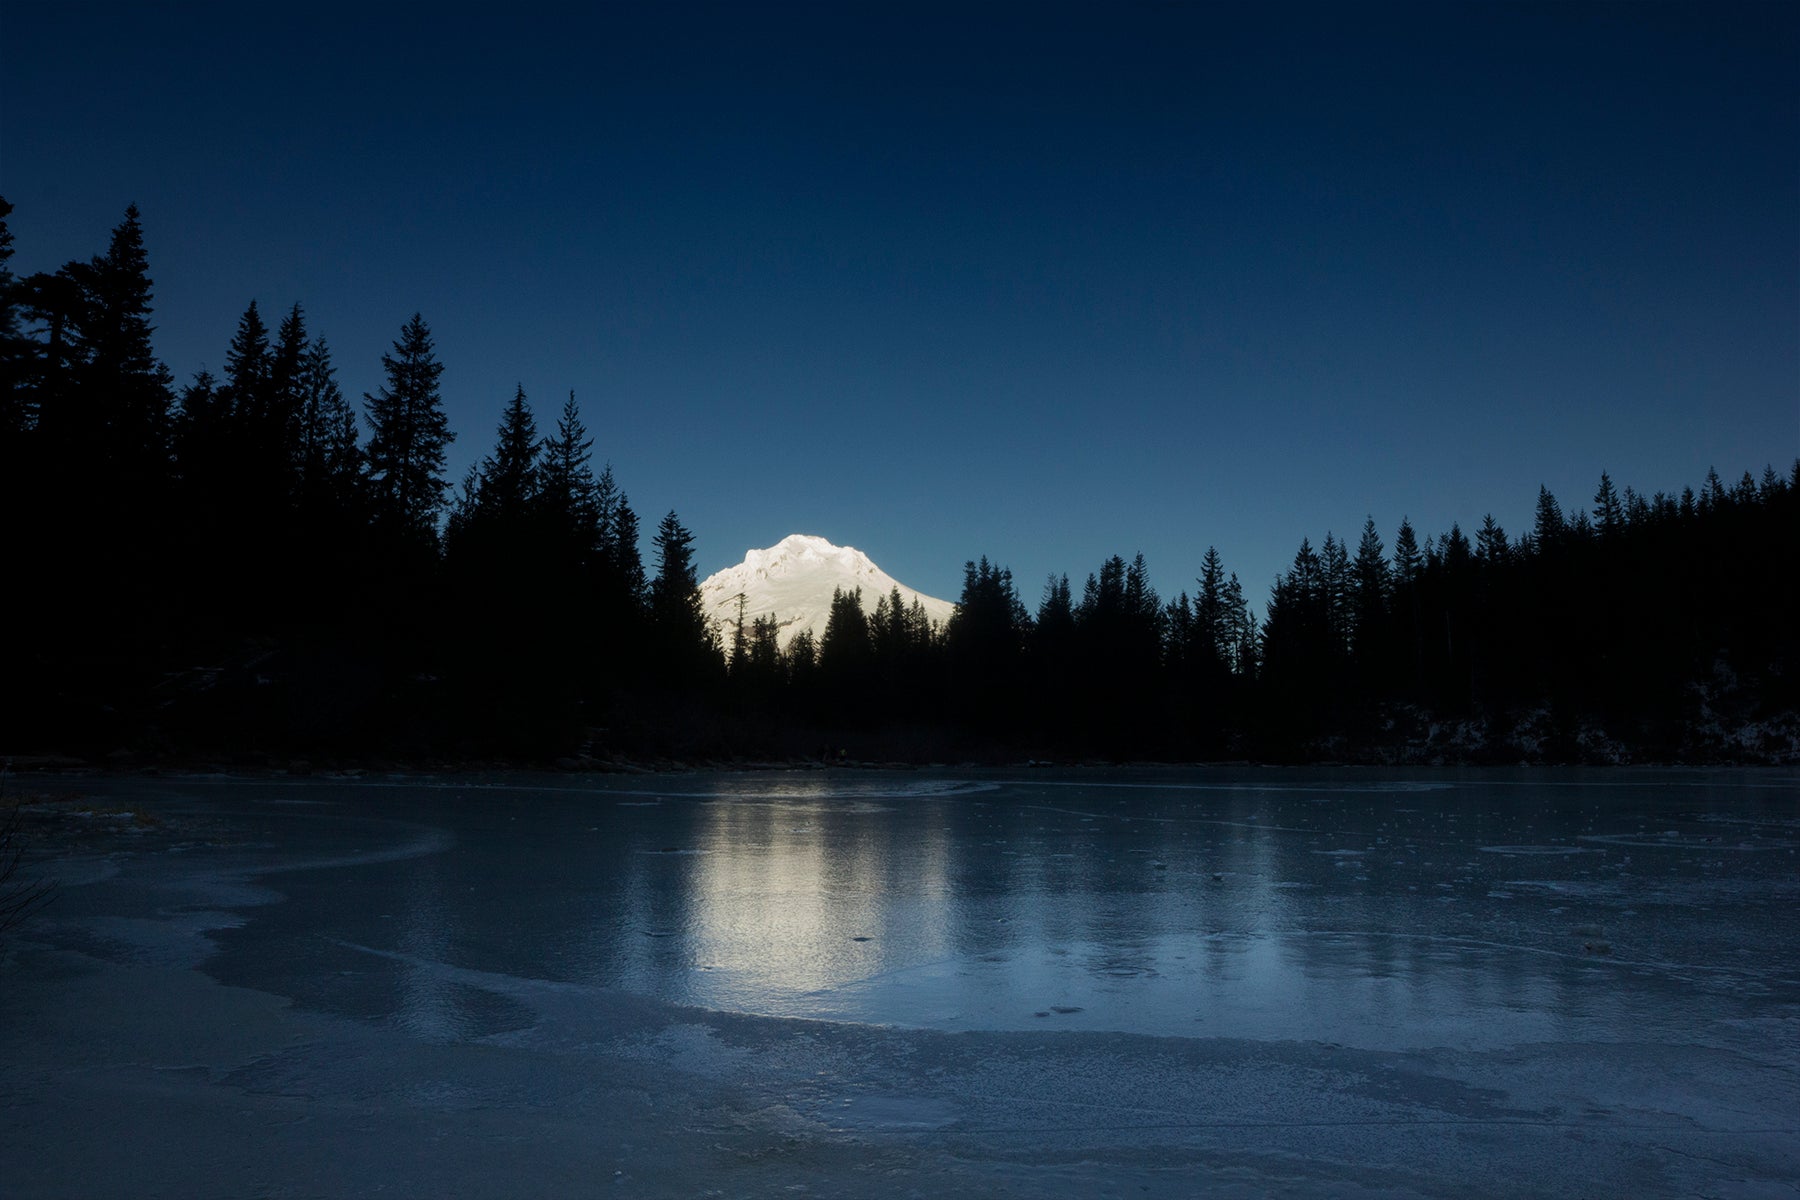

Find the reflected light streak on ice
[[686, 779, 954, 1013], [397, 857, 458, 1041]]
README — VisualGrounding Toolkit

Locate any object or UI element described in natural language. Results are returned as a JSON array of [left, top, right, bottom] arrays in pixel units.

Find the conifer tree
[[475, 384, 540, 523], [47, 205, 175, 488], [1392, 519, 1422, 583], [728, 593, 750, 675], [649, 510, 711, 664], [1321, 533, 1351, 652], [950, 558, 1030, 666], [1533, 486, 1564, 549], [1036, 574, 1075, 638], [820, 586, 873, 698], [1032, 572, 1077, 687], [1224, 572, 1257, 677], [611, 494, 645, 605], [1350, 517, 1389, 662], [1164, 592, 1196, 673], [1194, 547, 1228, 674], [363, 313, 453, 542], [1592, 472, 1624, 537], [1701, 467, 1725, 511], [540, 391, 600, 560], [746, 614, 783, 681], [1476, 514, 1509, 564], [81, 206, 174, 453], [222, 299, 271, 427], [267, 303, 308, 485], [174, 369, 224, 471], [1731, 470, 1757, 506], [296, 336, 359, 510]]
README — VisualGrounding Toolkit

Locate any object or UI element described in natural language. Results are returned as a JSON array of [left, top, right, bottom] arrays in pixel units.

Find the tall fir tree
[[71, 205, 175, 475], [1592, 472, 1624, 537], [1533, 486, 1565, 547], [648, 510, 712, 676], [296, 335, 360, 511], [1476, 514, 1509, 564], [475, 384, 540, 523], [1350, 517, 1389, 662], [221, 300, 272, 435], [612, 494, 645, 605], [363, 313, 453, 543], [1194, 547, 1228, 673], [819, 585, 874, 702], [539, 391, 600, 563], [264, 303, 308, 492]]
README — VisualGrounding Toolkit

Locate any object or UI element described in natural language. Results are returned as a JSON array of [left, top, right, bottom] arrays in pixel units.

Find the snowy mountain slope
[[698, 534, 956, 652]]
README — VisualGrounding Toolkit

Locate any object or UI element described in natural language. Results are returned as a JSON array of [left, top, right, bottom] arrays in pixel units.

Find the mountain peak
[[700, 534, 955, 651]]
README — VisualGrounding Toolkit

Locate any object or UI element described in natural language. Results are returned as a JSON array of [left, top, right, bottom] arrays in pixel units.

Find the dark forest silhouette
[[3, 201, 1795, 765]]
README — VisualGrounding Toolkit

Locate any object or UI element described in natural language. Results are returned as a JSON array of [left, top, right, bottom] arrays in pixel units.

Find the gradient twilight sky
[[5, 2, 1796, 607]]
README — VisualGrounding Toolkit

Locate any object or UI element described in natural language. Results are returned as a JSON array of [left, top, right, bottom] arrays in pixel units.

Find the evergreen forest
[[3, 202, 1795, 766]]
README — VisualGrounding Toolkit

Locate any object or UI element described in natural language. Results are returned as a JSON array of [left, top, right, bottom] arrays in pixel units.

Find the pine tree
[[747, 613, 783, 682], [14, 263, 83, 460], [1731, 470, 1758, 506], [1164, 592, 1195, 673], [820, 586, 871, 672], [475, 384, 540, 523], [1321, 533, 1351, 652], [728, 592, 750, 675], [174, 369, 224, 466], [1476, 514, 1509, 564], [1392, 519, 1422, 584], [1533, 486, 1564, 549], [296, 336, 360, 510], [649, 510, 711, 666], [1759, 465, 1784, 502], [1194, 547, 1227, 674], [224, 300, 302, 527], [540, 391, 600, 561], [1701, 467, 1725, 512], [79, 205, 174, 463], [612, 494, 645, 605], [43, 205, 175, 492], [1592, 472, 1624, 537], [1350, 517, 1389, 662], [363, 313, 453, 542], [267, 303, 307, 487], [1223, 572, 1256, 678], [949, 557, 1030, 667], [1390, 519, 1425, 693], [1032, 572, 1076, 679], [222, 300, 271, 429]]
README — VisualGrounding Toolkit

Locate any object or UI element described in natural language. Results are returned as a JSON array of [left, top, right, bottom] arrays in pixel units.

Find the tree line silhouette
[[2, 201, 1794, 764]]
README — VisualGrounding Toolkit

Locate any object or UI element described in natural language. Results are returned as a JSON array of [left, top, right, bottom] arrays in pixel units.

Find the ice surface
[[2, 767, 1797, 1197]]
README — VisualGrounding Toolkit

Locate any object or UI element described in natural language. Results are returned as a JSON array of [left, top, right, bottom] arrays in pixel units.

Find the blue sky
[[5, 2, 1795, 607]]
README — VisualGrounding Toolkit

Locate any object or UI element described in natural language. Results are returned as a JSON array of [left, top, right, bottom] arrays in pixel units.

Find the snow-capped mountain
[[698, 534, 957, 652]]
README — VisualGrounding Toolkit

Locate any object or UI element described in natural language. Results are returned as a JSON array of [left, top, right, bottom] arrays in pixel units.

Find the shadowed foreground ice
[[2, 767, 1796, 1198]]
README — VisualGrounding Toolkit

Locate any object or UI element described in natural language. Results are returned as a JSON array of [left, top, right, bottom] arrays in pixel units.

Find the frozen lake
[[3, 767, 1797, 1197]]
